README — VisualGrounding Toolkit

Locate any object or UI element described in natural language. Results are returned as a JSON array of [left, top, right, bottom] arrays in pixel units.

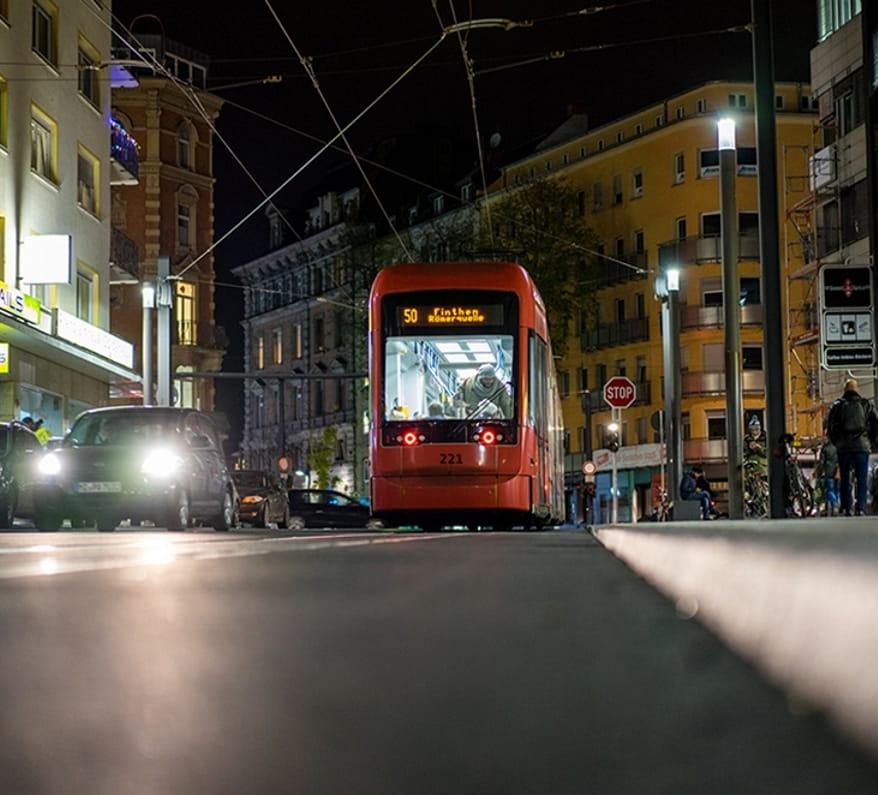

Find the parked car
[[33, 406, 239, 532], [287, 489, 385, 530], [232, 469, 290, 527], [0, 421, 43, 528]]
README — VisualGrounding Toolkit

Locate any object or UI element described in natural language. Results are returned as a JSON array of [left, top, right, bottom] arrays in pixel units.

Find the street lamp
[[142, 281, 155, 405], [719, 117, 744, 518], [657, 267, 683, 511]]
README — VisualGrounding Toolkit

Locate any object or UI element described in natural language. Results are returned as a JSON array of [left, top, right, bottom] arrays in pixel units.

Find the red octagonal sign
[[603, 376, 636, 409]]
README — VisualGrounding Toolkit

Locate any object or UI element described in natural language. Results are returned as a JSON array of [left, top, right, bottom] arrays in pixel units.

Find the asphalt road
[[0, 526, 877, 794]]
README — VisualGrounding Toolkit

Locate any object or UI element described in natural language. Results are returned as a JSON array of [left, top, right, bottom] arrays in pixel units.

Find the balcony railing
[[658, 234, 761, 267], [174, 321, 229, 350], [681, 369, 765, 396], [580, 316, 649, 351], [679, 303, 763, 329], [109, 119, 139, 184], [109, 226, 140, 284]]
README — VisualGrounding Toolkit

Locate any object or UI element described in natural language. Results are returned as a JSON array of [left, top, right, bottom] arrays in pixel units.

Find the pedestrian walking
[[826, 379, 878, 516]]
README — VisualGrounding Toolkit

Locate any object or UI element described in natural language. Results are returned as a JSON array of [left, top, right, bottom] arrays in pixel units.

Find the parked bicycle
[[780, 434, 815, 518], [651, 485, 672, 522]]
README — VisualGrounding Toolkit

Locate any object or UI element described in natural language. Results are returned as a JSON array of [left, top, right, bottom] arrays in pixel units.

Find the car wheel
[[258, 503, 268, 528], [162, 490, 190, 531], [366, 518, 385, 530], [0, 489, 16, 529], [289, 516, 305, 531], [210, 489, 237, 532], [35, 507, 62, 532]]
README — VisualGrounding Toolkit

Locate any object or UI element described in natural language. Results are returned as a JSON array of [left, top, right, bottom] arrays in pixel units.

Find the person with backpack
[[826, 378, 878, 516]]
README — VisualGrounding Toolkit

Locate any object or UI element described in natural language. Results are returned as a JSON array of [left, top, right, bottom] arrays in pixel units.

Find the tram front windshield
[[381, 291, 517, 422]]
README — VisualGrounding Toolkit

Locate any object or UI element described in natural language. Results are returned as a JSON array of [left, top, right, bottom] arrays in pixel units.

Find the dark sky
[[111, 0, 818, 449]]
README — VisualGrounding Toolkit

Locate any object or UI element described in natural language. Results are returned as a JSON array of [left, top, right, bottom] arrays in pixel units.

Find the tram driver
[[454, 363, 513, 419]]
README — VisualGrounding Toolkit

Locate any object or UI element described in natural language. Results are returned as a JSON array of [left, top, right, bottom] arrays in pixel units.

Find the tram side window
[[529, 332, 548, 430], [384, 333, 514, 420]]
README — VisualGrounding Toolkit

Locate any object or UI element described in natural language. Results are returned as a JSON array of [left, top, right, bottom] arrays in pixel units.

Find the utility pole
[[156, 255, 173, 406]]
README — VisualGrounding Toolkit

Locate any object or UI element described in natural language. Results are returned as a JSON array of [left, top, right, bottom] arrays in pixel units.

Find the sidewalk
[[593, 517, 878, 761]]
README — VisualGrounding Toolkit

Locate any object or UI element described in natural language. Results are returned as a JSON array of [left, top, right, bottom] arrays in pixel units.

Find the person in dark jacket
[[826, 379, 878, 516], [815, 436, 839, 516], [680, 465, 713, 520]]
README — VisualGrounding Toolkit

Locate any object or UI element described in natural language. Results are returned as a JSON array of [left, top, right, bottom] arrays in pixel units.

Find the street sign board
[[819, 265, 876, 369], [603, 376, 636, 408]]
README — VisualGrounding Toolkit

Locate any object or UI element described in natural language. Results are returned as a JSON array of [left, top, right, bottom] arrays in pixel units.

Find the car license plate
[[75, 481, 122, 493]]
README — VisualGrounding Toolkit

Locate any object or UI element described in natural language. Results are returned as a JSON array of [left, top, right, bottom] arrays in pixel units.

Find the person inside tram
[[454, 363, 512, 419]]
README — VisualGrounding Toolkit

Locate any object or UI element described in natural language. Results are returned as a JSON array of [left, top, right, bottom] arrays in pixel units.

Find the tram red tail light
[[401, 430, 423, 446], [475, 427, 504, 445]]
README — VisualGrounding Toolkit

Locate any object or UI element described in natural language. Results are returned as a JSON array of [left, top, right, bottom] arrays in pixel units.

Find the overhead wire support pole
[[751, 0, 788, 519]]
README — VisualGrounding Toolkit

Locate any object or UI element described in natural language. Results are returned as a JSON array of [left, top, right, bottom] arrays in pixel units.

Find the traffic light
[[605, 425, 620, 453]]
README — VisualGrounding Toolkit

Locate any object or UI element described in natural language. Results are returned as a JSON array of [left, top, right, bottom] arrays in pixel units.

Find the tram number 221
[[440, 453, 463, 464]]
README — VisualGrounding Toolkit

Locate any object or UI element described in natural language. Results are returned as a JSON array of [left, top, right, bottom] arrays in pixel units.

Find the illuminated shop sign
[[0, 282, 40, 324], [56, 310, 134, 368], [0, 343, 8, 374], [398, 304, 505, 327]]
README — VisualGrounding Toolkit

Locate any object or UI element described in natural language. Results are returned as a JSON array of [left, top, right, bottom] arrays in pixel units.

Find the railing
[[109, 119, 139, 183], [679, 303, 763, 329], [109, 226, 140, 281], [580, 316, 649, 351], [174, 321, 230, 349], [681, 369, 765, 396], [658, 234, 761, 266]]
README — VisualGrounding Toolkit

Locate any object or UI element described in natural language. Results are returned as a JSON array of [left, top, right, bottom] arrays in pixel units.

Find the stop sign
[[603, 376, 636, 409]]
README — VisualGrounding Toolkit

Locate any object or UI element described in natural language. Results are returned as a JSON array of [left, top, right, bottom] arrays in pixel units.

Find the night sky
[[110, 0, 819, 451]]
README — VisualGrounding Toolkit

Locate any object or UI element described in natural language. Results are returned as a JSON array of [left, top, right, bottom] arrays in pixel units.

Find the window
[[77, 146, 98, 215], [740, 277, 761, 305], [76, 270, 94, 322], [593, 182, 603, 211], [699, 148, 720, 177], [579, 146, 587, 158], [675, 106, 684, 120], [313, 316, 325, 352], [614, 237, 624, 259], [729, 93, 747, 108], [559, 370, 570, 398], [632, 169, 643, 197], [634, 123, 642, 136], [775, 95, 784, 110], [545, 160, 552, 172], [255, 336, 265, 369], [674, 152, 685, 183], [177, 204, 191, 248], [675, 217, 687, 240], [615, 298, 625, 323], [612, 174, 622, 204], [615, 131, 624, 144], [577, 191, 585, 216], [578, 367, 588, 392], [655, 114, 663, 127], [742, 345, 763, 370], [273, 328, 283, 364], [78, 42, 100, 108], [433, 195, 444, 214], [31, 109, 56, 182], [818, 0, 862, 41], [707, 413, 727, 440], [633, 229, 645, 256], [175, 281, 196, 345], [696, 98, 707, 113], [177, 121, 192, 168], [740, 211, 759, 237], [841, 179, 869, 244], [701, 213, 721, 238], [737, 146, 757, 175], [293, 323, 303, 359], [32, 1, 57, 66], [460, 183, 472, 202], [597, 139, 605, 151]]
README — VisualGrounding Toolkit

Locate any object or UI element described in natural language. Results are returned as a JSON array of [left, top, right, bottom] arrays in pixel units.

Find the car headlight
[[141, 447, 184, 477], [241, 495, 265, 504], [38, 453, 62, 476]]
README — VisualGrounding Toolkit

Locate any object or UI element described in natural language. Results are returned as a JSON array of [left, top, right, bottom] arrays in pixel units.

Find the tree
[[484, 177, 600, 355], [308, 426, 341, 490]]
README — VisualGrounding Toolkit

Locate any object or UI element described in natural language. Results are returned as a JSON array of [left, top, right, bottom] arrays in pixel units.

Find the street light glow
[[717, 117, 736, 150], [666, 267, 680, 292]]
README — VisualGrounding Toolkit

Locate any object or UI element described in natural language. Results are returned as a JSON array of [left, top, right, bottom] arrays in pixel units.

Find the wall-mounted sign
[[0, 343, 8, 374], [819, 265, 876, 369], [20, 235, 72, 284], [0, 281, 41, 324]]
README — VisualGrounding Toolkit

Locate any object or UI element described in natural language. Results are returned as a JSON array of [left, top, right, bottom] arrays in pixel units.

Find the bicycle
[[780, 434, 815, 518], [651, 485, 672, 522]]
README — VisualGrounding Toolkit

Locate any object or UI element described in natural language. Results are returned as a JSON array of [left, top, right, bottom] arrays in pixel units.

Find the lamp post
[[719, 117, 744, 519], [141, 281, 155, 406], [658, 268, 683, 510], [607, 418, 620, 524]]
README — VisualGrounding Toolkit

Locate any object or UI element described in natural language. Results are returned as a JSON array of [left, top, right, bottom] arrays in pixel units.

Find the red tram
[[368, 261, 565, 530]]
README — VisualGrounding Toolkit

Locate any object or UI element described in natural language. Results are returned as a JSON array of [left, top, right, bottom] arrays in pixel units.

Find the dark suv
[[0, 421, 43, 528], [34, 406, 239, 532]]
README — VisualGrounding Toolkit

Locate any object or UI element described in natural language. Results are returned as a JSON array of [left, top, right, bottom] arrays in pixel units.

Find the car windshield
[[232, 471, 266, 489], [66, 411, 181, 447]]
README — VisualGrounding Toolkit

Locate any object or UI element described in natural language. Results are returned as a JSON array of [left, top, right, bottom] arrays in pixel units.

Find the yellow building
[[490, 80, 819, 521]]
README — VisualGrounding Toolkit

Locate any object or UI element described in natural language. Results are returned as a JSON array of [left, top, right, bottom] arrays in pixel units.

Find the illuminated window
[[31, 108, 56, 182], [77, 145, 98, 215], [32, 1, 57, 66], [175, 281, 196, 345], [76, 270, 93, 322], [273, 328, 283, 364], [255, 335, 264, 369]]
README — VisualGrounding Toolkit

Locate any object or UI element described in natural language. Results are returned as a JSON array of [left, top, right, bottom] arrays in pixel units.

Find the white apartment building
[[0, 0, 138, 435]]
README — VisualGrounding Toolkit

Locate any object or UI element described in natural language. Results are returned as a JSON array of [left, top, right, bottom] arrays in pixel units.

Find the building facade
[[490, 80, 819, 522], [0, 0, 139, 435], [110, 27, 226, 414]]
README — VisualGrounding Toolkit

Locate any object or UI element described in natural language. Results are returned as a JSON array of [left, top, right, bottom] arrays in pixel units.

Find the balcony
[[679, 303, 763, 330], [681, 369, 765, 396], [110, 119, 139, 185], [580, 316, 649, 351], [175, 321, 229, 350], [658, 235, 761, 267], [109, 226, 140, 284]]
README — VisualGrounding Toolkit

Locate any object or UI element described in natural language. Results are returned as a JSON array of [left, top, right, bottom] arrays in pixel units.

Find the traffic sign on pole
[[603, 376, 636, 409]]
